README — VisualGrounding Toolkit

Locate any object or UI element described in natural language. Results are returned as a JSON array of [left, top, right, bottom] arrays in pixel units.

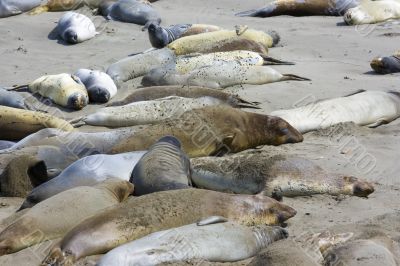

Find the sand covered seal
[[142, 61, 309, 89], [131, 136, 191, 195], [74, 69, 117, 103], [57, 12, 97, 44], [370, 52, 400, 74], [19, 151, 145, 209], [0, 0, 41, 18], [0, 179, 133, 255], [0, 88, 34, 110], [98, 218, 288, 266], [11, 73, 89, 110], [235, 0, 359, 17], [42, 189, 296, 265], [270, 90, 400, 133], [106, 48, 175, 83], [191, 152, 375, 200], [0, 106, 74, 141], [106, 85, 259, 108], [29, 0, 102, 15], [110, 106, 303, 157], [344, 0, 400, 25]]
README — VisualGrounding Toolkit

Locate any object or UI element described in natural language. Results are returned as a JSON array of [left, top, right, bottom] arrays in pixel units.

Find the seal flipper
[[235, 9, 261, 17], [261, 55, 295, 65], [367, 119, 389, 128], [342, 89, 366, 97], [281, 74, 311, 81], [28, 5, 50, 15], [5, 85, 28, 91], [196, 216, 228, 226]]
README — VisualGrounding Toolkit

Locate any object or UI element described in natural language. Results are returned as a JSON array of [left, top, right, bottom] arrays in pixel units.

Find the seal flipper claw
[[5, 85, 28, 91], [197, 216, 228, 226]]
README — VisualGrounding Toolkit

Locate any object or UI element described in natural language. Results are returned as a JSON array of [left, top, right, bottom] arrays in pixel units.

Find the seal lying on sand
[[74, 69, 117, 103], [19, 151, 145, 209], [370, 53, 400, 74], [106, 85, 259, 108], [235, 0, 359, 17], [42, 189, 296, 265], [344, 0, 400, 25], [142, 61, 309, 89], [270, 90, 400, 133], [0, 0, 41, 18], [0, 106, 74, 141], [0, 179, 133, 255], [191, 152, 374, 200], [98, 218, 288, 266], [110, 106, 303, 157], [29, 0, 102, 15], [57, 12, 97, 44], [131, 136, 192, 195], [0, 88, 35, 110]]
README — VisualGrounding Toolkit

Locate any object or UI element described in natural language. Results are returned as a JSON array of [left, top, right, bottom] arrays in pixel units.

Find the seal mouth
[[67, 93, 88, 110]]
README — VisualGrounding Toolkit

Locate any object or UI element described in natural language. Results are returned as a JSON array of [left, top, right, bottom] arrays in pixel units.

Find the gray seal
[[0, 88, 34, 110], [130, 136, 192, 195], [0, 0, 41, 18]]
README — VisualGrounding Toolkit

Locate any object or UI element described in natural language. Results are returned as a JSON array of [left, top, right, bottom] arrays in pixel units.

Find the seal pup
[[370, 53, 400, 74], [74, 96, 229, 127], [235, 0, 359, 17], [0, 88, 34, 110], [0, 106, 74, 141], [74, 69, 117, 103], [148, 23, 222, 48], [42, 189, 296, 265], [57, 12, 98, 44], [10, 73, 89, 110], [344, 0, 400, 25], [270, 90, 400, 133], [29, 0, 103, 15], [141, 61, 309, 89], [97, 218, 288, 266], [0, 179, 134, 255], [110, 106, 304, 157], [106, 48, 175, 83], [0, 0, 41, 18], [191, 153, 374, 200], [106, 85, 260, 108], [131, 136, 191, 195], [19, 151, 145, 209]]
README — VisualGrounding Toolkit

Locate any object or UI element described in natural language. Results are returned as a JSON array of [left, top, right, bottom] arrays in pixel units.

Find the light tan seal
[[29, 0, 102, 15], [344, 0, 400, 25]]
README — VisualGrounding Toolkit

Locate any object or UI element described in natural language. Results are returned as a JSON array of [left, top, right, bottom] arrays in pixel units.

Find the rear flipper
[[28, 5, 49, 15], [367, 119, 389, 128], [282, 74, 311, 81], [235, 8, 263, 17], [262, 55, 295, 65]]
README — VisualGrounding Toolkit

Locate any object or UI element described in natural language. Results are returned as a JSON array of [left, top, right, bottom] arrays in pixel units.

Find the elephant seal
[[0, 0, 41, 18], [370, 54, 400, 74], [0, 88, 34, 110], [148, 23, 221, 48], [75, 96, 229, 127], [270, 90, 400, 133], [0, 141, 14, 150], [42, 189, 296, 265], [106, 85, 260, 108], [11, 73, 89, 110], [141, 61, 309, 89], [235, 0, 359, 17], [110, 106, 303, 157], [344, 0, 400, 25], [29, 0, 102, 15], [19, 151, 145, 209], [101, 0, 161, 28], [0, 106, 74, 141], [0, 179, 133, 255], [131, 136, 191, 195], [97, 218, 288, 266], [191, 152, 374, 200], [74, 69, 117, 103], [106, 48, 175, 83], [57, 12, 98, 44]]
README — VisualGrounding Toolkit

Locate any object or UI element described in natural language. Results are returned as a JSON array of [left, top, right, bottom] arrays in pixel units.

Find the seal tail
[[28, 6, 49, 15], [235, 9, 261, 17], [281, 74, 311, 81], [237, 98, 261, 109], [261, 55, 294, 65]]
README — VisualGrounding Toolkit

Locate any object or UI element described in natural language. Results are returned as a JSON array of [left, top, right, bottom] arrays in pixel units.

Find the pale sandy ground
[[0, 0, 400, 265]]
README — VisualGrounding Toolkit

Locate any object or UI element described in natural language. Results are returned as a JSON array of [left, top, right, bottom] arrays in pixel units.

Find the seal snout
[[370, 57, 386, 74], [63, 29, 78, 44], [88, 87, 111, 103], [67, 93, 89, 110], [352, 179, 375, 197], [273, 119, 303, 145]]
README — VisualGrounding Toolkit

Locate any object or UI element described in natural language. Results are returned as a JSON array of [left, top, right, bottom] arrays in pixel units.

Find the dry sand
[[0, 0, 400, 265]]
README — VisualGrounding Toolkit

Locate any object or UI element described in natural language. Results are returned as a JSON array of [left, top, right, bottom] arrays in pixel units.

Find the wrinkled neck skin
[[252, 226, 287, 250]]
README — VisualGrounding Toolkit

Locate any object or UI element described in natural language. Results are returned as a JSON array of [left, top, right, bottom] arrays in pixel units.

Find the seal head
[[371, 56, 400, 74], [148, 23, 169, 48], [67, 92, 89, 110], [62, 28, 78, 44]]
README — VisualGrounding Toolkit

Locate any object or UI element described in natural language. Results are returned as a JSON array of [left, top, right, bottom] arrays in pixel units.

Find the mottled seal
[[42, 189, 296, 265], [110, 106, 303, 157], [191, 152, 374, 200], [98, 218, 288, 266], [148, 23, 221, 48], [106, 48, 175, 83], [57, 12, 97, 44], [74, 69, 117, 103], [142, 61, 309, 89], [235, 0, 359, 17], [11, 73, 89, 110], [131, 136, 191, 195], [100, 0, 161, 28], [106, 85, 259, 108], [19, 151, 145, 209], [344, 0, 400, 25], [270, 90, 400, 133], [0, 106, 74, 141], [0, 0, 41, 18], [0, 88, 34, 110], [29, 0, 103, 15], [370, 53, 400, 74], [0, 179, 133, 255]]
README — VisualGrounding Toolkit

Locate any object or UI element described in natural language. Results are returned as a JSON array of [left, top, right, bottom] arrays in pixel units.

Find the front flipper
[[28, 5, 49, 15], [197, 216, 228, 226], [367, 119, 389, 128]]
